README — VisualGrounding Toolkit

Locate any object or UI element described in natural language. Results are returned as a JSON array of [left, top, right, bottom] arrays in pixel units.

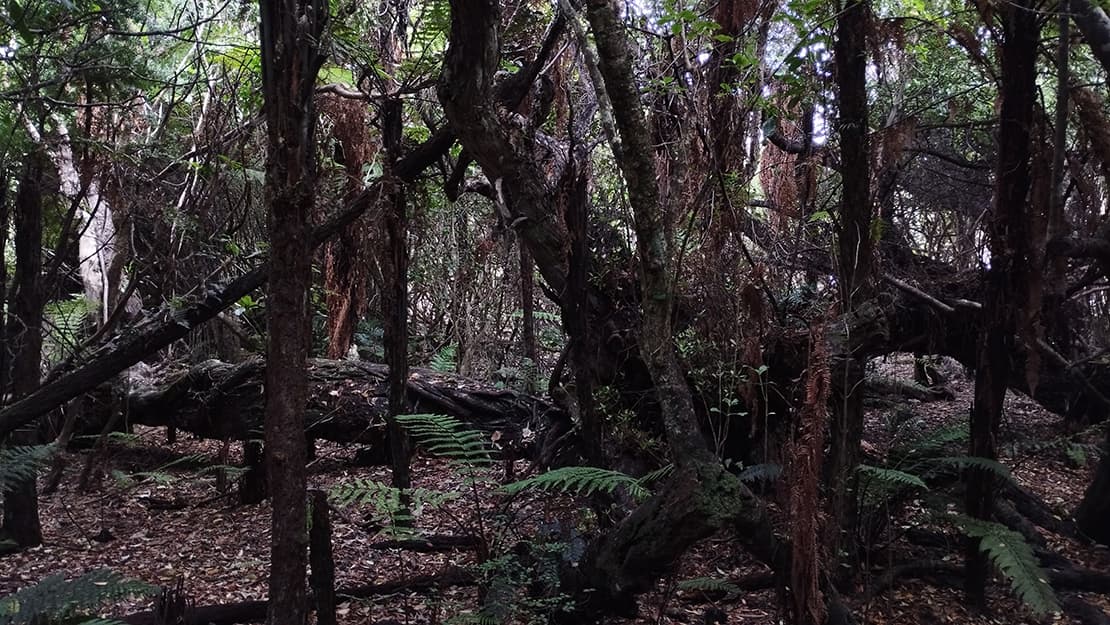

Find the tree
[[258, 0, 327, 622]]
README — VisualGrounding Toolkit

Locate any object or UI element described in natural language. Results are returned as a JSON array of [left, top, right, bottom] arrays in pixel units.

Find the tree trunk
[[1071, 0, 1110, 76], [1, 153, 46, 549], [826, 0, 874, 578], [259, 1, 327, 623], [965, 0, 1039, 605], [1077, 426, 1110, 545]]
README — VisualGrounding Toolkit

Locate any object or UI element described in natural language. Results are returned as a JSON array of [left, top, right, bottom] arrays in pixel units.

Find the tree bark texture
[[965, 0, 1039, 604], [259, 0, 327, 622], [827, 0, 874, 574], [1, 153, 46, 549]]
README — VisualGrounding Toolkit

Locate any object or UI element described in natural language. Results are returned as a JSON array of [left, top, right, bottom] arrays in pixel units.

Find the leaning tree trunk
[[1, 153, 46, 549], [965, 0, 1039, 605], [259, 1, 327, 623]]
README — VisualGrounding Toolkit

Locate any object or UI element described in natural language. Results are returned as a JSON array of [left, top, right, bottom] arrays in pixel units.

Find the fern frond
[[929, 456, 1013, 482], [637, 464, 674, 487], [395, 413, 491, 467], [738, 463, 782, 483], [954, 515, 1060, 617], [675, 576, 740, 596], [857, 464, 928, 490], [502, 466, 649, 499], [902, 424, 969, 456], [0, 444, 54, 492], [0, 569, 155, 624], [430, 344, 457, 372]]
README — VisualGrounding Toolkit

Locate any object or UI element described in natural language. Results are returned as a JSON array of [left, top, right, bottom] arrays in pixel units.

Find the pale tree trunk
[[259, 0, 327, 623], [48, 116, 120, 326]]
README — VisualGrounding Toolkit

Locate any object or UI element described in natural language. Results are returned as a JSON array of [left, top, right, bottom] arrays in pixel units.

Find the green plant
[[430, 344, 458, 373], [0, 569, 155, 625], [952, 515, 1060, 617], [502, 466, 652, 499], [0, 445, 53, 492]]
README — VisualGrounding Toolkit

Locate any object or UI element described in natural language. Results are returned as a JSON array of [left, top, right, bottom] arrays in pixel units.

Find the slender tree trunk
[[259, 1, 326, 623], [965, 0, 1039, 605], [519, 243, 537, 394], [1, 153, 46, 549], [379, 1, 413, 495], [826, 0, 874, 576]]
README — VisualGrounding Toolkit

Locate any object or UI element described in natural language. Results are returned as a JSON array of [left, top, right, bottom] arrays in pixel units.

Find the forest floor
[[2, 353, 1109, 624]]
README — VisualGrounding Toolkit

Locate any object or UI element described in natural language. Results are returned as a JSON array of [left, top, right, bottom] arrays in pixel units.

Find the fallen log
[[95, 358, 569, 458], [120, 568, 476, 625]]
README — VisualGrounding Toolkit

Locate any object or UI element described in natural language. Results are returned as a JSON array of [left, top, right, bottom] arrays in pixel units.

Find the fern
[[502, 466, 650, 499], [901, 424, 969, 457], [737, 463, 782, 483], [430, 344, 457, 373], [0, 445, 54, 492], [675, 576, 741, 597], [0, 569, 155, 625], [857, 464, 928, 490], [395, 413, 491, 468], [953, 515, 1060, 616], [929, 456, 1013, 482], [329, 478, 453, 539]]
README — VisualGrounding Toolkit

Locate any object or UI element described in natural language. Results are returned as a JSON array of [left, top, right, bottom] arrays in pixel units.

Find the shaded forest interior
[[2, 0, 1110, 624]]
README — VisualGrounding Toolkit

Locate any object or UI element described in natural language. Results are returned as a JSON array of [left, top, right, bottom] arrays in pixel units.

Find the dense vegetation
[[2, 0, 1110, 623]]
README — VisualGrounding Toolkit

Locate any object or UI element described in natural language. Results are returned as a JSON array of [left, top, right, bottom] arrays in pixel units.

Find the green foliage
[[328, 478, 453, 538], [737, 463, 782, 484], [395, 413, 491, 467], [0, 445, 53, 492], [430, 344, 458, 373], [675, 576, 741, 598], [0, 569, 155, 625], [929, 456, 1012, 482], [502, 466, 651, 499], [857, 464, 929, 490], [899, 424, 969, 458], [953, 515, 1060, 617]]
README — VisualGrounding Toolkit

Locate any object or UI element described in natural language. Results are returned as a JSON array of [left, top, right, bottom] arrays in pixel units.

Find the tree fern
[[953, 515, 1060, 616], [0, 444, 54, 492], [502, 466, 651, 499], [329, 478, 452, 538], [900, 424, 969, 457], [0, 569, 155, 625]]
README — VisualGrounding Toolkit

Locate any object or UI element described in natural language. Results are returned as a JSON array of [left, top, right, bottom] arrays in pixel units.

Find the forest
[[1, 0, 1110, 623]]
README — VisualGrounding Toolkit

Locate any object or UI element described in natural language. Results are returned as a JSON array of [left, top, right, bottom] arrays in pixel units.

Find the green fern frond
[[430, 344, 457, 372], [395, 413, 491, 467], [502, 466, 649, 499], [0, 569, 155, 624], [930, 456, 1012, 481], [0, 445, 54, 492], [953, 515, 1060, 617], [637, 464, 674, 487], [737, 463, 782, 483], [675, 576, 740, 596], [857, 464, 928, 490], [903, 424, 969, 456]]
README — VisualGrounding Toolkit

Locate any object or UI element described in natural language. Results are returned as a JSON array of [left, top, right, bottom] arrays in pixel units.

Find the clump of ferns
[[0, 569, 156, 625]]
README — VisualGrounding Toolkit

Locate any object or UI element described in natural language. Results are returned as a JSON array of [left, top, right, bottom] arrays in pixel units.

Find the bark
[[965, 1, 1039, 604], [1, 153, 46, 549], [1077, 425, 1110, 544], [259, 0, 327, 622], [103, 358, 566, 455], [0, 126, 454, 442], [309, 490, 336, 625], [827, 0, 874, 577]]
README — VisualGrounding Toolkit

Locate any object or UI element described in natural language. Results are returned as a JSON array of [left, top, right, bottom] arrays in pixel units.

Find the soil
[[1, 353, 1108, 624]]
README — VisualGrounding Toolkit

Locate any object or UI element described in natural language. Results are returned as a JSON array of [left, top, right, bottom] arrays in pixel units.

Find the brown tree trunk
[[1, 153, 46, 549], [965, 0, 1039, 605], [1077, 426, 1110, 545], [826, 0, 874, 577], [259, 1, 327, 623]]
